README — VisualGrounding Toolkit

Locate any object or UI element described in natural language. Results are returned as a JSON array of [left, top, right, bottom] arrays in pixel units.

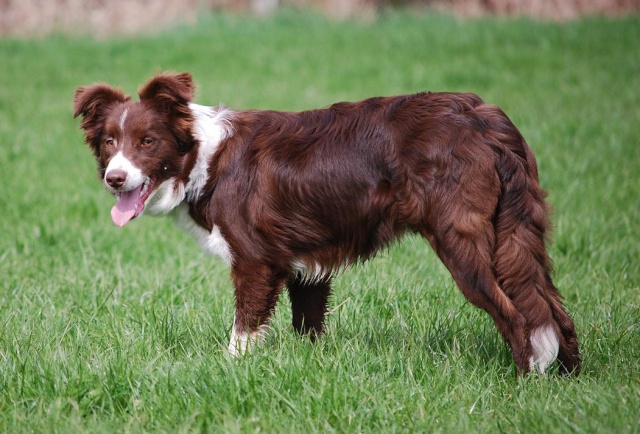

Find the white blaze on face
[[119, 108, 129, 131], [104, 151, 144, 192], [104, 151, 147, 227]]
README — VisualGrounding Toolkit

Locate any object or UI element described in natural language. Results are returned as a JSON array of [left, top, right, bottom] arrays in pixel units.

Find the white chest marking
[[172, 204, 233, 266]]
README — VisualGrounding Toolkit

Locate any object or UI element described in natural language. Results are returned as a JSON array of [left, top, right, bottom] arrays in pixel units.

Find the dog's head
[[74, 72, 197, 226]]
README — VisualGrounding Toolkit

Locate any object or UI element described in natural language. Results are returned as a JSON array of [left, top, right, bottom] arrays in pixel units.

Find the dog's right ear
[[73, 84, 130, 152]]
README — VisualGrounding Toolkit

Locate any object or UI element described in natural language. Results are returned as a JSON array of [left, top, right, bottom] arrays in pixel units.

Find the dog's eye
[[105, 138, 115, 147], [142, 137, 154, 147]]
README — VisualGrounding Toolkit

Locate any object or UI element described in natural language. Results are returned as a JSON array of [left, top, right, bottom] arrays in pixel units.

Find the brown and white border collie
[[73, 72, 580, 374]]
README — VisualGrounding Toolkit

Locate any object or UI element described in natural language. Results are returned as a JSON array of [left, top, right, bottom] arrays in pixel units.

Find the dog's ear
[[138, 72, 194, 111], [73, 84, 130, 119], [138, 72, 196, 153], [73, 84, 130, 153]]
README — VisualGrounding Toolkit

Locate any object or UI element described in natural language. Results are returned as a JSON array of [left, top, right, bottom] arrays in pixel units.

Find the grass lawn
[[1, 10, 639, 433]]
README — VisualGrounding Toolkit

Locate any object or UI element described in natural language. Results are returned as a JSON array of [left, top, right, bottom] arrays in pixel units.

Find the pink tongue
[[111, 185, 143, 227]]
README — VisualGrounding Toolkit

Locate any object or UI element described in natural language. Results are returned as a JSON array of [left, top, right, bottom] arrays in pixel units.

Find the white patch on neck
[[186, 103, 234, 202], [119, 108, 129, 132], [145, 178, 185, 215], [141, 105, 233, 216], [529, 324, 560, 373]]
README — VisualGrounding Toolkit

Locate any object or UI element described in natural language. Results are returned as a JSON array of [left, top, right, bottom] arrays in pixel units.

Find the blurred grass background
[[1, 0, 639, 36], [0, 6, 639, 433]]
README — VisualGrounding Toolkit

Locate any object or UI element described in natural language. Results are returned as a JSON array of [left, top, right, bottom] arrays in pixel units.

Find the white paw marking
[[228, 321, 269, 357]]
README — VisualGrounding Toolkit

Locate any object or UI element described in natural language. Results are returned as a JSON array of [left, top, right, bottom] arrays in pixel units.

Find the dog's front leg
[[228, 261, 286, 357]]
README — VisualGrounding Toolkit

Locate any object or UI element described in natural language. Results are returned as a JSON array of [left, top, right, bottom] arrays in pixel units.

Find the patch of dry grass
[[0, 0, 200, 37], [440, 0, 640, 20], [1, 0, 638, 37]]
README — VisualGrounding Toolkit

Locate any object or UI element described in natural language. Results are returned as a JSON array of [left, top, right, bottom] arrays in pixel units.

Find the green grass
[[1, 10, 639, 433]]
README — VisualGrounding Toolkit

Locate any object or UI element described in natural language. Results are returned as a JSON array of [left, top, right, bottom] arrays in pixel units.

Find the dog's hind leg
[[287, 274, 333, 339], [423, 214, 533, 374]]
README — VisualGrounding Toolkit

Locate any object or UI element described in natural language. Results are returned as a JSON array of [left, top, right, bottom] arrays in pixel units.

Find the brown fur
[[74, 73, 580, 374]]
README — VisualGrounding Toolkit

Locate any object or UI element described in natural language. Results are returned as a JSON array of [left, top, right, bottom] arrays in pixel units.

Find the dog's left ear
[[139, 72, 196, 153], [138, 72, 194, 112]]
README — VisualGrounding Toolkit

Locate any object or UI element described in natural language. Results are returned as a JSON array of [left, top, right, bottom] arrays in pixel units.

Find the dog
[[73, 72, 580, 374]]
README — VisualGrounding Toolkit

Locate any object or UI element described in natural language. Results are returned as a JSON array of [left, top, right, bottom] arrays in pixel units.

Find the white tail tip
[[529, 324, 560, 373]]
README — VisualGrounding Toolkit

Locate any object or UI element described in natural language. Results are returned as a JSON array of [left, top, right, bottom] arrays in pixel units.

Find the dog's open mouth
[[110, 179, 155, 227]]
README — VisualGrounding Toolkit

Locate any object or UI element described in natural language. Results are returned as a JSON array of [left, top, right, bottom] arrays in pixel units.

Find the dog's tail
[[479, 105, 581, 375]]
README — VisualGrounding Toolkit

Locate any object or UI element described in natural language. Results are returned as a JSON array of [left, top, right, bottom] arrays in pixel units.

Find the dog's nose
[[106, 169, 127, 189]]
